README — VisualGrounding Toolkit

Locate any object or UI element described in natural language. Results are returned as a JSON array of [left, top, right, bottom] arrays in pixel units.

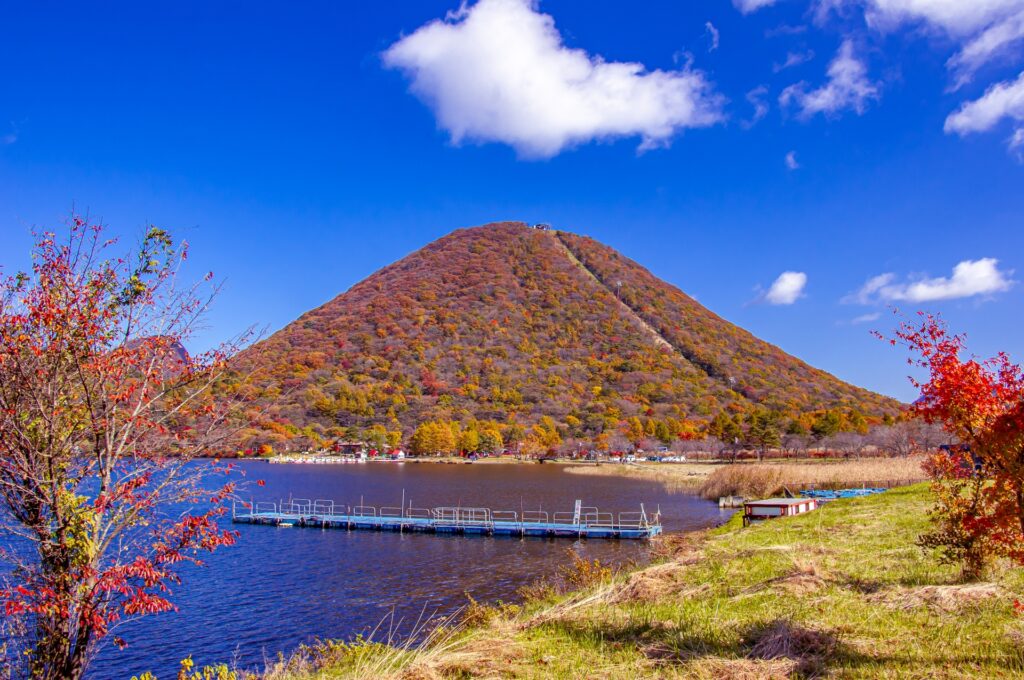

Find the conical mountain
[[232, 222, 897, 444]]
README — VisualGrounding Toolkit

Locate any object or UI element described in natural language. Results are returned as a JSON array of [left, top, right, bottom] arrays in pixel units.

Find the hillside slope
[[230, 222, 898, 446], [555, 231, 891, 415]]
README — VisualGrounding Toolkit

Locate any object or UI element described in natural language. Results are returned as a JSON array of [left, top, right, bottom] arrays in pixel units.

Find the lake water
[[87, 461, 729, 679]]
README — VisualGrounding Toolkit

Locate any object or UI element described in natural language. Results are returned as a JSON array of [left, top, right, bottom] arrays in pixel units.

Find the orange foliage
[[893, 313, 1024, 577]]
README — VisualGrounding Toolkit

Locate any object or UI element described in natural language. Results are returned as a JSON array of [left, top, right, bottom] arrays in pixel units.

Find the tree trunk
[[31, 618, 86, 680], [29, 548, 92, 680]]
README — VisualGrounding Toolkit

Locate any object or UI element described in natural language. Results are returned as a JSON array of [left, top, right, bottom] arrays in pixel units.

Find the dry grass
[[867, 583, 1006, 612], [564, 458, 928, 498], [259, 611, 471, 680], [562, 462, 718, 491], [609, 561, 690, 604], [698, 456, 928, 499], [680, 657, 797, 680], [698, 466, 785, 500], [746, 619, 842, 677]]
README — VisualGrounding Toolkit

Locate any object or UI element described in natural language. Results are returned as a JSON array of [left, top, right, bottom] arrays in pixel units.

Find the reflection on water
[[88, 461, 730, 678]]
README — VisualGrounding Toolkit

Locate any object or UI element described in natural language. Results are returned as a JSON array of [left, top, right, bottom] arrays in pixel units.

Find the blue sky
[[1, 0, 1022, 402]]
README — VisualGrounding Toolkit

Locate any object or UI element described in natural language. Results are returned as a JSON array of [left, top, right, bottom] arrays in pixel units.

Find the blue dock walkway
[[232, 499, 662, 540]]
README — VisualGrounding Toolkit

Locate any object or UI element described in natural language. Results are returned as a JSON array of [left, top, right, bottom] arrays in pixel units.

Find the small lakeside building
[[742, 498, 818, 526]]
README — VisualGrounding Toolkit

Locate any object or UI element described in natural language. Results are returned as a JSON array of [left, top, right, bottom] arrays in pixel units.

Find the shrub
[[558, 549, 614, 590]]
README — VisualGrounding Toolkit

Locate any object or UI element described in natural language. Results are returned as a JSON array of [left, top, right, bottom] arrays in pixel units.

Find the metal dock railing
[[232, 498, 662, 540]]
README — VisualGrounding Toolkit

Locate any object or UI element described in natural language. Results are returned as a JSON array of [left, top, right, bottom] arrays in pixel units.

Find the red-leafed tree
[[891, 312, 1024, 579], [0, 218, 250, 679]]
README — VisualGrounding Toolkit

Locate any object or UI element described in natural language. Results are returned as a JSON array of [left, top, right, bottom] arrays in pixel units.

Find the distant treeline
[[235, 407, 942, 459]]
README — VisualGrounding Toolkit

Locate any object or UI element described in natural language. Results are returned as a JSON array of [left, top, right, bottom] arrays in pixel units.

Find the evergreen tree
[[811, 410, 843, 440], [786, 418, 809, 436], [747, 409, 782, 460]]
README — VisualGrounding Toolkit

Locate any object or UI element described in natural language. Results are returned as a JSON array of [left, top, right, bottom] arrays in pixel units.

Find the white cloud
[[1011, 126, 1024, 158], [705, 21, 720, 52], [843, 273, 896, 304], [734, 0, 780, 15], [764, 271, 808, 304], [383, 0, 724, 158], [803, 1, 1024, 149], [744, 85, 770, 127], [779, 40, 880, 118], [856, 0, 1024, 36], [945, 70, 1024, 138], [774, 50, 815, 73], [851, 312, 882, 324], [947, 10, 1024, 89], [785, 150, 800, 168], [846, 259, 1015, 304], [830, 1, 1024, 88]]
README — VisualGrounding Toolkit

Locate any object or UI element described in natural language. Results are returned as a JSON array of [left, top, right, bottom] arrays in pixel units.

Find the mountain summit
[[233, 222, 897, 444]]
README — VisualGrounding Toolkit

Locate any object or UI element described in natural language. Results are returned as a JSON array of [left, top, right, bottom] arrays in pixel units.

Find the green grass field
[[265, 484, 1024, 679]]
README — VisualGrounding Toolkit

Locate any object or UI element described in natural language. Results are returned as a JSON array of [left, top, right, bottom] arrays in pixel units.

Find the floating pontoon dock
[[232, 498, 662, 539]]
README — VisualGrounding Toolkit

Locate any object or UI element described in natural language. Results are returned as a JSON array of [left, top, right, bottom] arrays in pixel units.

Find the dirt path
[[550, 231, 673, 351]]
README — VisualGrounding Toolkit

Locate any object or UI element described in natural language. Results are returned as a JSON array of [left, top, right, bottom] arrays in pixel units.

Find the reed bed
[[564, 458, 928, 498], [562, 462, 717, 491], [697, 456, 928, 500]]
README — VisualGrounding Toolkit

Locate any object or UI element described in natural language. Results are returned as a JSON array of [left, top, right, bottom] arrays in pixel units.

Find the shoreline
[[247, 454, 600, 466]]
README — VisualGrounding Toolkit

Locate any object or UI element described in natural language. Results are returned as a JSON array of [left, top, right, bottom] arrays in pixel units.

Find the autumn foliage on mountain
[[228, 223, 899, 451]]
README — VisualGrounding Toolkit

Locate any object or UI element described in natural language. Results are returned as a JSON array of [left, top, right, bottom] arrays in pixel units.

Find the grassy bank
[[267, 484, 1024, 679]]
